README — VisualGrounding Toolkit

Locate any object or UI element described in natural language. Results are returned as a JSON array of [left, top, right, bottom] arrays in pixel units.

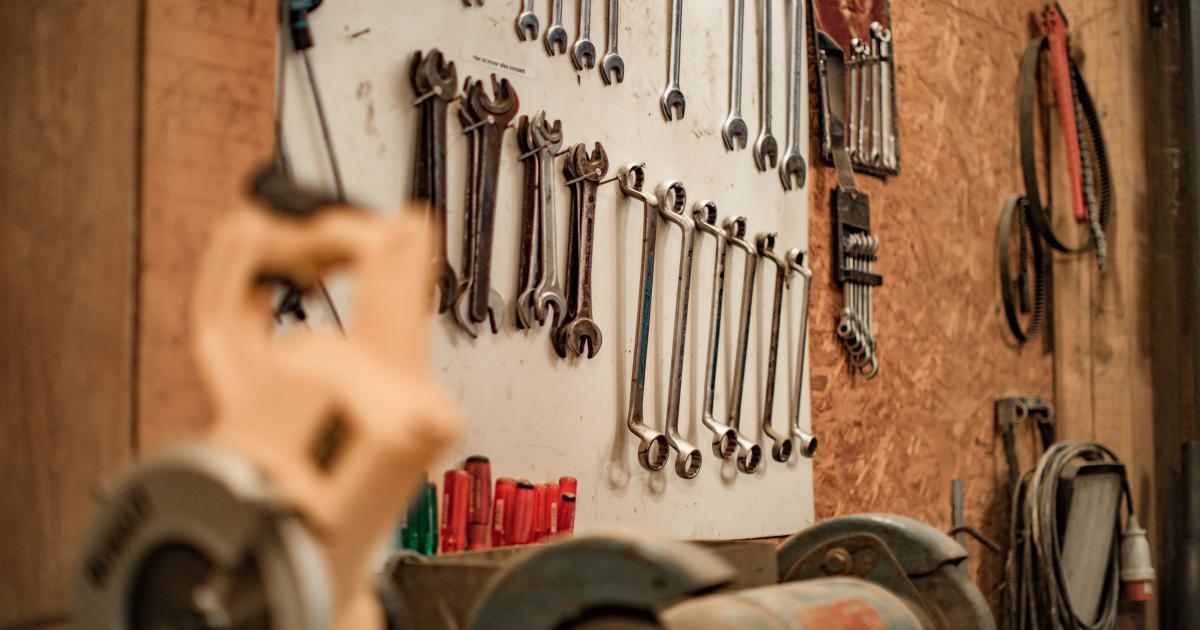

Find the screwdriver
[[545, 482, 560, 539], [558, 492, 576, 536], [532, 484, 548, 543], [465, 456, 492, 550], [511, 480, 535, 545], [441, 470, 469, 553], [492, 477, 516, 547], [400, 473, 438, 555], [559, 476, 578, 501]]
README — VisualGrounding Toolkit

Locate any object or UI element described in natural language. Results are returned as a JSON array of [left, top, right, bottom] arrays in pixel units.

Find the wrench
[[411, 51, 460, 314], [558, 142, 607, 358], [724, 216, 763, 473], [721, 0, 748, 150], [531, 113, 567, 330], [846, 39, 860, 162], [869, 31, 882, 166], [544, 0, 568, 56], [661, 0, 685, 120], [777, 0, 805, 190], [516, 0, 539, 41], [873, 23, 895, 170], [856, 39, 870, 164], [787, 248, 816, 457], [571, 0, 597, 70], [657, 180, 702, 479], [464, 75, 518, 333], [514, 115, 541, 329], [599, 0, 624, 84], [694, 204, 762, 473], [756, 233, 794, 463], [452, 81, 483, 337], [752, 0, 778, 171], [619, 163, 669, 471]]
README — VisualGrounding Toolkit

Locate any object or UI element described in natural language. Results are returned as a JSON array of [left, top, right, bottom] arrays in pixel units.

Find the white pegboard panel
[[280, 0, 813, 539]]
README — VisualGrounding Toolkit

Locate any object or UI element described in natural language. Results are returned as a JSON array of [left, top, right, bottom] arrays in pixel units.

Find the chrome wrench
[[756, 233, 794, 463], [620, 163, 670, 471], [724, 216, 762, 473], [544, 0, 568, 55], [531, 113, 567, 329], [516, 0, 539, 41], [661, 0, 685, 120], [777, 0, 805, 190], [658, 180, 702, 479], [695, 204, 762, 473], [787, 248, 816, 457], [721, 0, 748, 150], [752, 0, 778, 171], [873, 22, 895, 169], [571, 0, 597, 70], [600, 0, 624, 84]]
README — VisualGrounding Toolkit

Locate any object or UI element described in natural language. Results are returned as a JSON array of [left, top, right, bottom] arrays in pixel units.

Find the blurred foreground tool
[[399, 472, 439, 555], [73, 168, 463, 630]]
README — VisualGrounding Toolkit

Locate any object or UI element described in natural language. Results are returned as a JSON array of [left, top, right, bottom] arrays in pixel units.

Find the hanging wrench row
[[517, 0, 624, 84], [718, 0, 806, 191], [846, 22, 895, 171], [835, 232, 879, 378], [618, 163, 816, 480]]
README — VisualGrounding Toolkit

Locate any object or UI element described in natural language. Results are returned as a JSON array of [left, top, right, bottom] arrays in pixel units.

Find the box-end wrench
[[756, 233, 794, 463], [531, 114, 567, 330], [856, 39, 870, 164], [694, 204, 762, 473], [558, 143, 608, 358], [465, 75, 518, 333], [846, 39, 860, 163], [661, 0, 685, 120], [544, 0, 568, 56], [786, 248, 817, 457], [600, 0, 624, 84], [516, 0, 539, 41], [416, 51, 460, 314], [619, 163, 670, 471], [873, 23, 895, 170], [777, 0, 805, 190], [724, 216, 763, 473], [657, 180, 702, 479], [868, 26, 882, 167], [752, 0, 778, 171], [514, 116, 541, 329], [571, 0, 597, 70], [721, 0, 748, 150]]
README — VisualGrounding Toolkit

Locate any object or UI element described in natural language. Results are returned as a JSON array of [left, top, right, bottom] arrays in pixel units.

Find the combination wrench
[[846, 39, 860, 162], [531, 113, 567, 330], [756, 233, 794, 463], [558, 142, 607, 358], [544, 0, 568, 56], [873, 22, 895, 170], [752, 0, 778, 171], [724, 216, 763, 473], [410, 51, 459, 314], [599, 0, 624, 84], [514, 115, 541, 329], [657, 180, 702, 479], [721, 0, 748, 150], [868, 30, 882, 166], [661, 0, 685, 120], [777, 0, 806, 190], [516, 0, 539, 42], [856, 38, 870, 163], [571, 0, 597, 70], [787, 248, 817, 457], [695, 204, 762, 473], [620, 163, 670, 471]]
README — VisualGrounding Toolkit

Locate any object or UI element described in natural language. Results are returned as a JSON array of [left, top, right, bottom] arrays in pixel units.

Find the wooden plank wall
[[0, 1, 141, 626]]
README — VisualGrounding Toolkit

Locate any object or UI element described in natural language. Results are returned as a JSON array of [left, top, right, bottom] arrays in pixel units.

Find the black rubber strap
[[998, 196, 1047, 342], [1018, 37, 1112, 254]]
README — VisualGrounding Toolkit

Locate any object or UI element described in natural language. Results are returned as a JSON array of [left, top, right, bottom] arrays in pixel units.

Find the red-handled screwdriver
[[492, 477, 515, 547], [532, 484, 548, 543], [559, 476, 577, 500], [546, 482, 560, 538], [441, 470, 469, 553], [557, 492, 576, 536], [511, 480, 535, 545], [465, 456, 491, 550]]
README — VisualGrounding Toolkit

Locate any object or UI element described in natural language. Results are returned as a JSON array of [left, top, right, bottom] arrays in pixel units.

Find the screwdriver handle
[[492, 478, 516, 547]]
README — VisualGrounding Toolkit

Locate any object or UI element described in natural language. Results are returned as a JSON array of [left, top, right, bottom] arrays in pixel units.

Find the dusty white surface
[[281, 0, 813, 538]]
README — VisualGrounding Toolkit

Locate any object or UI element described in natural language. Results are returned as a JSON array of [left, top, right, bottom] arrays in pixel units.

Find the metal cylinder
[[660, 577, 922, 629]]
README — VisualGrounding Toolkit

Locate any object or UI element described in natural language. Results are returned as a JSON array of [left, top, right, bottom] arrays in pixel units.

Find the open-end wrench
[[846, 39, 860, 162], [873, 22, 894, 170], [531, 114, 567, 330], [657, 180, 702, 479], [516, 0, 539, 42], [453, 80, 482, 338], [778, 0, 805, 190], [752, 0, 778, 171], [724, 216, 763, 473], [694, 204, 762, 473], [619, 163, 670, 471], [558, 142, 608, 358], [786, 248, 817, 457], [415, 51, 460, 314], [755, 233, 794, 463], [544, 0, 568, 56], [599, 0, 624, 84], [661, 0, 685, 120], [514, 115, 542, 329], [572, 0, 597, 70], [721, 0, 748, 150], [465, 76, 518, 333]]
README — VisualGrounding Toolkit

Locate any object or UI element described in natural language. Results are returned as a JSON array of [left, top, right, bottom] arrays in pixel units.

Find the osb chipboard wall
[[805, 0, 1053, 604]]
